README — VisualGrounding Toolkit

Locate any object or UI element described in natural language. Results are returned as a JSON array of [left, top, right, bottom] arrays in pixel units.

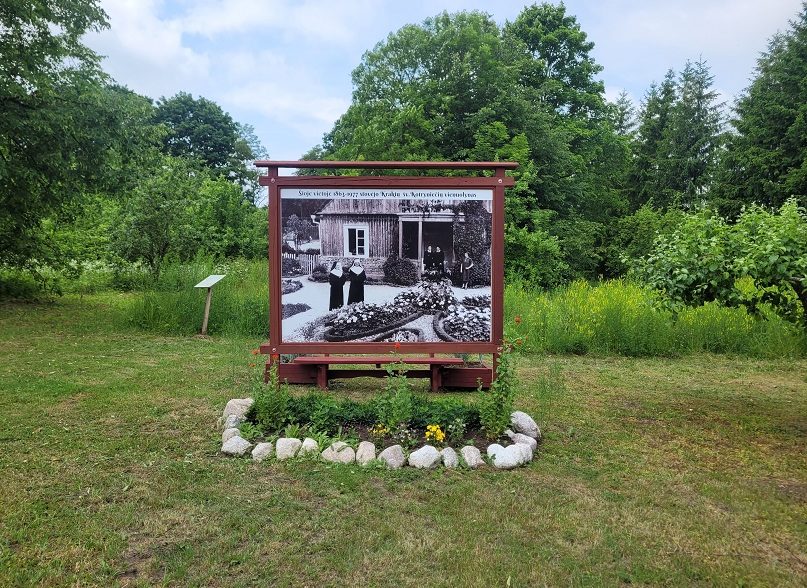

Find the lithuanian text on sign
[[281, 188, 493, 200]]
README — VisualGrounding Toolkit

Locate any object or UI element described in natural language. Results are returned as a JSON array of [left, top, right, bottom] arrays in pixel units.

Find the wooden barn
[[311, 198, 491, 277]]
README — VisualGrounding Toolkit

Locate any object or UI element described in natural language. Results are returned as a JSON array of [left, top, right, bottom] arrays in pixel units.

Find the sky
[[84, 0, 804, 161]]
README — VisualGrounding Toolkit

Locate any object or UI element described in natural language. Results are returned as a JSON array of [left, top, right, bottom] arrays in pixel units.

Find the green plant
[[252, 363, 292, 433], [445, 417, 467, 444], [238, 422, 264, 442], [282, 422, 304, 439], [373, 358, 415, 429], [479, 339, 518, 439]]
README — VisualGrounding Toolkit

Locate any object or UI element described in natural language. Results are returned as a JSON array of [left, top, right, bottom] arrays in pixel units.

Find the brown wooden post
[[201, 287, 213, 336]]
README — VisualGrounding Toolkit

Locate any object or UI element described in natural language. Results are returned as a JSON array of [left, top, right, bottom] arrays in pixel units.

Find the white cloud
[[89, 0, 209, 97]]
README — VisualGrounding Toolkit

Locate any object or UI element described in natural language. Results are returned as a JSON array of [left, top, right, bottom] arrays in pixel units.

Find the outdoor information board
[[256, 161, 515, 387]]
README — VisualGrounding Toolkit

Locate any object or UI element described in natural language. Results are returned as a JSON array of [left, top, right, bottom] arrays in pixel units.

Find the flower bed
[[461, 294, 490, 308], [393, 280, 457, 312], [372, 328, 424, 343], [281, 279, 303, 295], [282, 303, 311, 319], [435, 304, 491, 342], [323, 302, 422, 342]]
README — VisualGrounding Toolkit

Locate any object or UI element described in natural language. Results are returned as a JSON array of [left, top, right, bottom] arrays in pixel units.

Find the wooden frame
[[256, 161, 516, 378]]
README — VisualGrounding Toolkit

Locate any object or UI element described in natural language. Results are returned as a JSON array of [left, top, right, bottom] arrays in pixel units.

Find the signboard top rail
[[255, 160, 518, 170]]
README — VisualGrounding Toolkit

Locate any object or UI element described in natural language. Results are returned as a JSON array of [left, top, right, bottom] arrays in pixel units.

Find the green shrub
[[382, 254, 418, 286]]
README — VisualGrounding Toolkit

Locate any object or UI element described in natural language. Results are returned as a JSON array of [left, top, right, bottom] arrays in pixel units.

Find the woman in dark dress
[[347, 260, 366, 305], [461, 252, 474, 289], [328, 261, 347, 310]]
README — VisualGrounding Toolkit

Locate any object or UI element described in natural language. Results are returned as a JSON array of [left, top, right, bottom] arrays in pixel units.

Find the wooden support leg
[[316, 364, 328, 390], [430, 364, 441, 392]]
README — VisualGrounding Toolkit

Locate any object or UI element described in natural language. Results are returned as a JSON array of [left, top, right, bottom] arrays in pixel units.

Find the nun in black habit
[[328, 261, 347, 310], [347, 259, 366, 305]]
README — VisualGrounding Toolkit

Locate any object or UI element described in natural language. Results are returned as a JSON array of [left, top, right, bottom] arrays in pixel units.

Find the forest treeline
[[1, 1, 805, 324]]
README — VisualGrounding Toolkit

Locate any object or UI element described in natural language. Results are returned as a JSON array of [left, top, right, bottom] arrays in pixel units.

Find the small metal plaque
[[194, 274, 226, 288]]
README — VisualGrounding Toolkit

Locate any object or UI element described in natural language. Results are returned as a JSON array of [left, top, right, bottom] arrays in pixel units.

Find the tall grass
[[505, 280, 805, 358], [120, 258, 268, 337], [119, 259, 805, 357]]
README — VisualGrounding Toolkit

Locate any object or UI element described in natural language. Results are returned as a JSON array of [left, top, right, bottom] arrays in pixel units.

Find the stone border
[[219, 398, 542, 471]]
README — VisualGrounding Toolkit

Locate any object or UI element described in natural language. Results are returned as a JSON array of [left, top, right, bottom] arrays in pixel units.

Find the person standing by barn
[[347, 259, 366, 305], [328, 261, 347, 310], [461, 252, 474, 289]]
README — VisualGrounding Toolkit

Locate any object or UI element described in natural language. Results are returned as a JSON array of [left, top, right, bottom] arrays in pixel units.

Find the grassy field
[[0, 295, 805, 587]]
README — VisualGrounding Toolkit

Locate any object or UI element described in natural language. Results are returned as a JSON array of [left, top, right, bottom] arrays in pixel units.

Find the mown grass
[[0, 295, 805, 586]]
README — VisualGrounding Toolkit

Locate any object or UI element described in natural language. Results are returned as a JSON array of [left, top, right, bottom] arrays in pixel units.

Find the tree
[[313, 5, 630, 282], [283, 215, 315, 252], [112, 157, 205, 275], [609, 91, 637, 138], [0, 0, 116, 268], [714, 4, 807, 216], [154, 92, 241, 171], [658, 58, 724, 208], [504, 2, 605, 116], [628, 70, 677, 209]]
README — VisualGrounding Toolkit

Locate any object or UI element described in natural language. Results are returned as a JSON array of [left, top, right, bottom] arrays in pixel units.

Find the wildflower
[[249, 362, 256, 368], [271, 354, 280, 361], [394, 341, 402, 351], [514, 315, 522, 325], [251, 348, 260, 355]]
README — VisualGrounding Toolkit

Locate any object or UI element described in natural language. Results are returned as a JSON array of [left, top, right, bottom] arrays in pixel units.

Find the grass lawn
[[0, 295, 805, 587]]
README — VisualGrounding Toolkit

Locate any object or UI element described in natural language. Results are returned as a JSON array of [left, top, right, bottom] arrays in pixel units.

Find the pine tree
[[658, 58, 724, 209], [714, 3, 807, 216], [628, 70, 676, 209]]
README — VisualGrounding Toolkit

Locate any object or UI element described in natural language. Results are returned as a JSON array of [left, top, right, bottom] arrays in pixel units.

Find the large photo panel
[[279, 187, 493, 344]]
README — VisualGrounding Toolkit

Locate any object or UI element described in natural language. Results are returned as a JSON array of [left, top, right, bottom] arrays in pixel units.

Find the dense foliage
[[2, 1, 805, 347]]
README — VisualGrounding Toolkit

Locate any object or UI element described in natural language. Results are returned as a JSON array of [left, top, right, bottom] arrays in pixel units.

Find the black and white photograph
[[280, 187, 493, 343]]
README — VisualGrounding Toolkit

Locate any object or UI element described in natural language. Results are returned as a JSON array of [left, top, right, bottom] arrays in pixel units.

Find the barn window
[[343, 223, 369, 257]]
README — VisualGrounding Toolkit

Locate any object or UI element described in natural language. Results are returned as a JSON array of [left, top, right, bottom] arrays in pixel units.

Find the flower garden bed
[[219, 396, 541, 471], [323, 304, 423, 342], [434, 304, 492, 342], [372, 327, 424, 343]]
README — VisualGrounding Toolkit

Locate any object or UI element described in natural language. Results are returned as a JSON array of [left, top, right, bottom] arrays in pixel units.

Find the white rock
[[251, 442, 273, 462], [321, 441, 356, 464], [441, 447, 459, 468], [461, 446, 485, 468], [506, 429, 538, 450], [222, 427, 240, 443], [510, 411, 541, 439], [221, 436, 252, 456], [378, 445, 406, 469], [356, 441, 376, 465], [486, 443, 505, 459], [513, 442, 533, 463], [223, 397, 254, 419], [299, 437, 319, 456], [408, 445, 441, 469], [275, 437, 302, 460], [491, 445, 522, 469], [223, 414, 243, 429]]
